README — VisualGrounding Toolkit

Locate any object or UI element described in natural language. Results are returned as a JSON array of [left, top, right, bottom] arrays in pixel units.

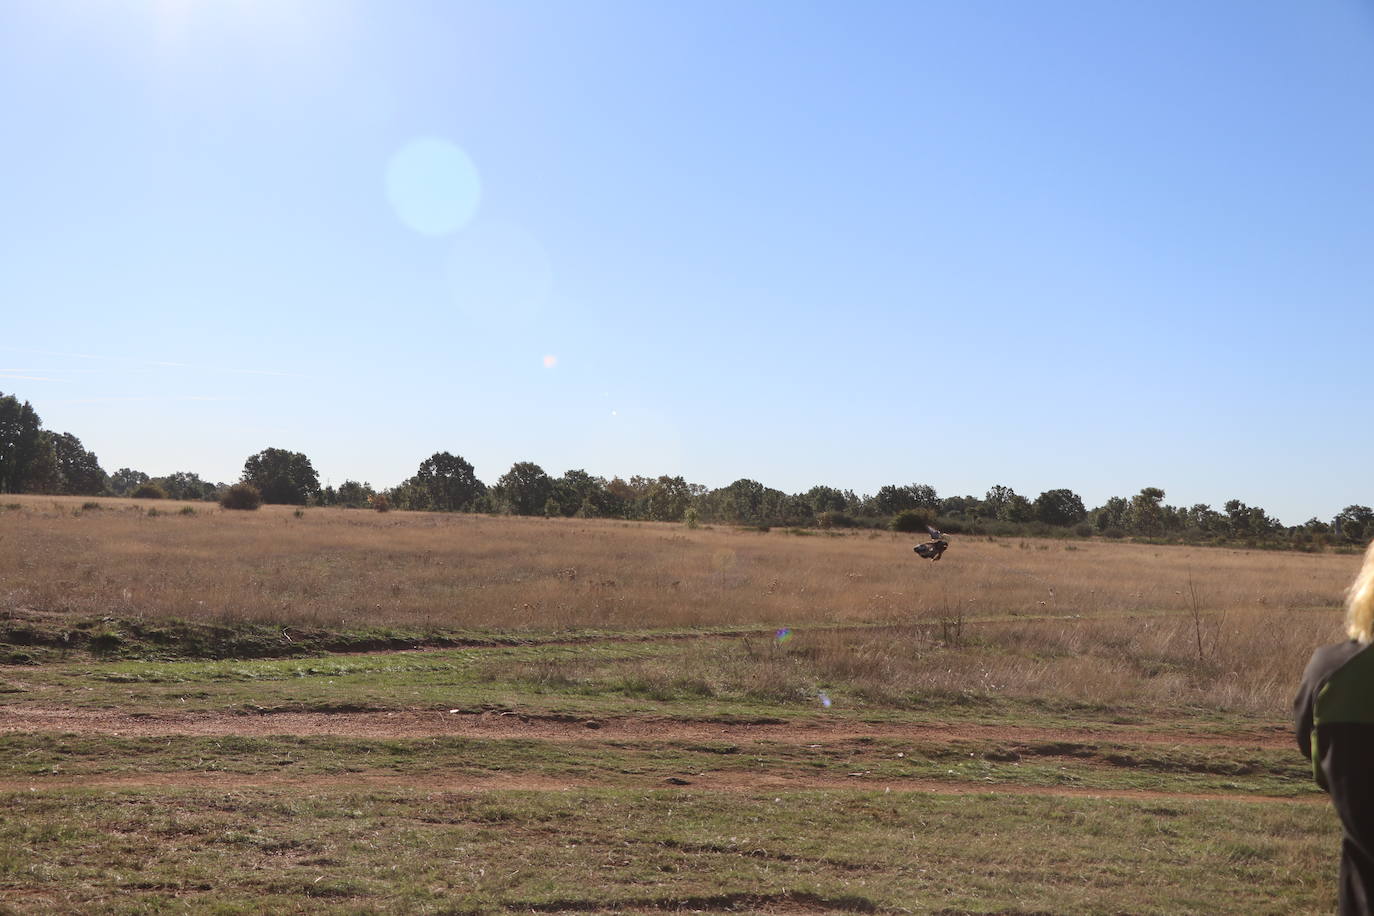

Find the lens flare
[[543, 355, 557, 369], [385, 138, 481, 236], [775, 628, 792, 643], [819, 692, 832, 708]]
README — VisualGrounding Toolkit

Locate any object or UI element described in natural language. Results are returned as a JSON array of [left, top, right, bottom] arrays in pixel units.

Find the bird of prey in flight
[[913, 525, 949, 561]]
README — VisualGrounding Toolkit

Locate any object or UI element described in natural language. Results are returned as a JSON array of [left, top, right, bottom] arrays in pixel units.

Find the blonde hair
[[1347, 539, 1374, 643]]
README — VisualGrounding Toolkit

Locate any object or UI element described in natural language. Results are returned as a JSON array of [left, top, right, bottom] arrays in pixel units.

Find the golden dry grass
[[1, 493, 1356, 715], [0, 493, 1355, 630]]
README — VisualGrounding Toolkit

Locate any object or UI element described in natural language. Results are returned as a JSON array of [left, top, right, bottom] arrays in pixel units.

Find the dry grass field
[[0, 494, 1353, 624], [0, 493, 1354, 716], [0, 493, 1357, 912]]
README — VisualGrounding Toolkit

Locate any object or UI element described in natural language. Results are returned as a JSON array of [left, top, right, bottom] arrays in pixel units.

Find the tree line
[[0, 390, 1364, 548]]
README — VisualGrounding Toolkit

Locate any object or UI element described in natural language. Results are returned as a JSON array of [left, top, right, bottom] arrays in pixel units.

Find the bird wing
[[926, 525, 945, 540]]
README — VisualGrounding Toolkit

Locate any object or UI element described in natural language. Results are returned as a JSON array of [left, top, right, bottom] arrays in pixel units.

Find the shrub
[[818, 510, 857, 529], [220, 483, 263, 511], [81, 502, 101, 511], [684, 507, 700, 529], [179, 506, 197, 516], [1074, 523, 1094, 538], [1103, 526, 1126, 539], [371, 494, 391, 513], [891, 509, 934, 533], [132, 483, 166, 500]]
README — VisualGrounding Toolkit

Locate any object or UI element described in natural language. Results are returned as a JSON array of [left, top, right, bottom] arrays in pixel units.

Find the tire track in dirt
[[0, 767, 1320, 804], [0, 704, 1293, 749]]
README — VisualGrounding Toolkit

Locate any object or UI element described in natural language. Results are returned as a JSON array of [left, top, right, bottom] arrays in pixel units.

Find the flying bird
[[913, 525, 949, 561]]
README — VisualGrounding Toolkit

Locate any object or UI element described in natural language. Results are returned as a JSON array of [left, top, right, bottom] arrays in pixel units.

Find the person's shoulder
[[1305, 640, 1370, 683]]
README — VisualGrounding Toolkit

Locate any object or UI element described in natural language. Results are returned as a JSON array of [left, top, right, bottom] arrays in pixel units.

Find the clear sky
[[2, 0, 1371, 524]]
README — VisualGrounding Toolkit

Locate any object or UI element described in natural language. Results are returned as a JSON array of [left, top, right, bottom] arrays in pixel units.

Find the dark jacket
[[1295, 640, 1374, 915]]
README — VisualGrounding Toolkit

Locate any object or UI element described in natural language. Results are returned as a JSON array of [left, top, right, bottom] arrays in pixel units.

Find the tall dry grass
[[488, 610, 1333, 717], [0, 494, 1355, 633], [1, 494, 1356, 714]]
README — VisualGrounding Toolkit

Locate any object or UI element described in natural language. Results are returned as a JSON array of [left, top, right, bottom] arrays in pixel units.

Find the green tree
[[983, 484, 1016, 519], [241, 448, 320, 505], [410, 452, 485, 511], [804, 485, 850, 514], [51, 432, 107, 495], [643, 475, 693, 522], [1003, 493, 1036, 523], [1225, 499, 1278, 539], [908, 484, 939, 511], [1337, 506, 1374, 542], [335, 480, 376, 509], [548, 469, 607, 517], [874, 485, 917, 516], [601, 477, 636, 518], [496, 461, 553, 515], [1127, 487, 1166, 534], [1186, 504, 1227, 536], [1093, 496, 1129, 532], [938, 495, 982, 519], [718, 478, 767, 524], [24, 431, 61, 493], [1034, 489, 1086, 527], [0, 392, 43, 494], [110, 468, 150, 497], [153, 471, 215, 501]]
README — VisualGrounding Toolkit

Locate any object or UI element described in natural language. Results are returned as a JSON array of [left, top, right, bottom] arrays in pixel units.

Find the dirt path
[[0, 766, 1321, 805], [3, 705, 1309, 807], [0, 704, 1292, 749]]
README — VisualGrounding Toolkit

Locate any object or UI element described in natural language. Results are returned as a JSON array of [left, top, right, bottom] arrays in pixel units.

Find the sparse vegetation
[[0, 493, 1351, 912]]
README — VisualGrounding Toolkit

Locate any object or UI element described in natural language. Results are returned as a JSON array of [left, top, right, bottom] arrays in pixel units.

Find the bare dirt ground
[[0, 703, 1292, 748], [0, 703, 1311, 806], [0, 766, 1320, 805]]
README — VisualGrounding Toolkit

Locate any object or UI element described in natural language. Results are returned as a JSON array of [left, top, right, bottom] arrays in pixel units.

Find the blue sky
[[2, 0, 1371, 523]]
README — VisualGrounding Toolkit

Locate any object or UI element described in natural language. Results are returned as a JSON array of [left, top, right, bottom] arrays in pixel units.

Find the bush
[[132, 483, 166, 500], [818, 510, 858, 529], [932, 516, 964, 535], [891, 509, 934, 533], [1074, 522, 1094, 538], [684, 507, 700, 529], [220, 483, 263, 511], [371, 494, 391, 513], [1103, 526, 1126, 539]]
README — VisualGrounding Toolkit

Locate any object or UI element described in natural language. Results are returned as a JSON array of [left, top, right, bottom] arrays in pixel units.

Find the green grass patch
[[0, 732, 1320, 800], [0, 785, 1339, 914]]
